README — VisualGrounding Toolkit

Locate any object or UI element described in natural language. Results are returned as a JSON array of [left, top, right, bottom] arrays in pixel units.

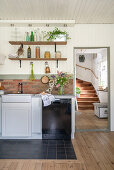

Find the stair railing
[[76, 64, 98, 79]]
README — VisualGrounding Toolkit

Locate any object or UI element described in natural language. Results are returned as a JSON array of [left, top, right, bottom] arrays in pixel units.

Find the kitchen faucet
[[18, 83, 23, 94]]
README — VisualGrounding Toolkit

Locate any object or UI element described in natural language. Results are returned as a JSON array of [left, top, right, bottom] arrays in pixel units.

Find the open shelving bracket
[[56, 59, 59, 68], [19, 60, 21, 68], [55, 42, 56, 52]]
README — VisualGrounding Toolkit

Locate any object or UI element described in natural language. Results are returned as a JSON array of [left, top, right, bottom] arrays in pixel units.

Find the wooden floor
[[0, 132, 114, 170], [76, 110, 108, 129]]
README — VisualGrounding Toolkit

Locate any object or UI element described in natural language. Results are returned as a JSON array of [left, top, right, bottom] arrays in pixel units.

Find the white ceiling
[[0, 0, 114, 24]]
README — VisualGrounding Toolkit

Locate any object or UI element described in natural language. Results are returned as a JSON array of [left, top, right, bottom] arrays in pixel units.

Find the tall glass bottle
[[27, 46, 31, 58], [30, 31, 34, 41], [26, 32, 29, 41], [34, 31, 37, 41]]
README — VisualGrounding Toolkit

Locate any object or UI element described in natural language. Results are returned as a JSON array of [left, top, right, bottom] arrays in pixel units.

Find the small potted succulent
[[46, 27, 70, 41], [76, 87, 81, 98]]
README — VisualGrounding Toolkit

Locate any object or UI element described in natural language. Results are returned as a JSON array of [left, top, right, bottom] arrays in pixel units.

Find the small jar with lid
[[36, 46, 40, 58], [55, 51, 61, 58], [44, 51, 51, 59]]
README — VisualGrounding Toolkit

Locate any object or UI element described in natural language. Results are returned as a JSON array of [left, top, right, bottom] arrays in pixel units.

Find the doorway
[[74, 47, 110, 131]]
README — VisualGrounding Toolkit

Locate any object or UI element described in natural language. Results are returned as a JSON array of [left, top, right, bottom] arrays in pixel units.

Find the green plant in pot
[[46, 27, 71, 41], [76, 87, 81, 98], [50, 71, 71, 95]]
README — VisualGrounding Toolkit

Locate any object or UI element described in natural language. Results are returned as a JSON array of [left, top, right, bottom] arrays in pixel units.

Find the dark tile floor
[[0, 139, 76, 159]]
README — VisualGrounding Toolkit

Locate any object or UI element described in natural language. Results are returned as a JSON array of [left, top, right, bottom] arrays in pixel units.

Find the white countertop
[[1, 94, 75, 99]]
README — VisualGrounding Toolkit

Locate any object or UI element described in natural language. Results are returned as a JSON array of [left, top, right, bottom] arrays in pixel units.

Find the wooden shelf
[[9, 41, 67, 45], [9, 58, 67, 61], [9, 41, 67, 68]]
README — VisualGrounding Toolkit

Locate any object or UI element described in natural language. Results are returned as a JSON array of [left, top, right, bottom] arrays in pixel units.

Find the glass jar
[[44, 51, 51, 59], [36, 46, 40, 58], [55, 51, 61, 58]]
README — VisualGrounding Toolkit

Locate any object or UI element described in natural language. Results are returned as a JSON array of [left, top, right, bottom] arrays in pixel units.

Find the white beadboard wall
[[0, 24, 114, 131]]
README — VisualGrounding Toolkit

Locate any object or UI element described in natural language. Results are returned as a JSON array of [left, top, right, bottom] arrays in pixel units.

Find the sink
[[2, 94, 32, 103], [6, 94, 35, 96]]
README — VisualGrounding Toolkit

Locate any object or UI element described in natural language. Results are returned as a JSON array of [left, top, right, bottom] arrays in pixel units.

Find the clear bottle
[[26, 32, 29, 41], [34, 31, 37, 41], [24, 32, 27, 41], [41, 31, 44, 41], [37, 28, 41, 41]]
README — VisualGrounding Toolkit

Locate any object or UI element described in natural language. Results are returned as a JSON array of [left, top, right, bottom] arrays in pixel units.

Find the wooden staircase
[[76, 78, 100, 110]]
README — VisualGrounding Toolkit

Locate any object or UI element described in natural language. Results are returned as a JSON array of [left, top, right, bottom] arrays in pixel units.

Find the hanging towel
[[40, 94, 55, 107]]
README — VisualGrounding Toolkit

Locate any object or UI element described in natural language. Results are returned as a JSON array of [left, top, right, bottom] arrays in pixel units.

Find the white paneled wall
[[0, 24, 114, 131]]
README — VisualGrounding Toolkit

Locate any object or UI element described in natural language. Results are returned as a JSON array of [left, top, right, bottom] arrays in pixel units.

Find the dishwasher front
[[42, 99, 71, 139]]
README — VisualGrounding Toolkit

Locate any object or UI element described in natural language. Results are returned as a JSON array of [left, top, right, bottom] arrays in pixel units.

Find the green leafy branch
[[46, 27, 71, 41]]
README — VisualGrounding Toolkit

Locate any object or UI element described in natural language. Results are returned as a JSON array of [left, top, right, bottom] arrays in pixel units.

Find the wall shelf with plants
[[8, 27, 70, 68]]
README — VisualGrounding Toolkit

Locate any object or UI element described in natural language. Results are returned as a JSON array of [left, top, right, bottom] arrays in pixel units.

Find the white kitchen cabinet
[[2, 102, 31, 137], [32, 97, 42, 134], [0, 97, 2, 134]]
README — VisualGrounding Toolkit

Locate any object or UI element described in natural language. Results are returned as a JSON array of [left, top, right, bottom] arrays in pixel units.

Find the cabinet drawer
[[2, 95, 31, 103]]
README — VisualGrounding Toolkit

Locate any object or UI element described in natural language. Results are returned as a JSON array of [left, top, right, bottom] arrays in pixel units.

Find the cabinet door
[[0, 97, 1, 134], [32, 97, 42, 133], [2, 103, 31, 137]]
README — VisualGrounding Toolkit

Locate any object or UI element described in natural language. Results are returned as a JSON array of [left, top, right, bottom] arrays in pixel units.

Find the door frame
[[73, 47, 110, 132]]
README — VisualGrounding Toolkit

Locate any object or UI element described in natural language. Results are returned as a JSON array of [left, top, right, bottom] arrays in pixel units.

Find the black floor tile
[[57, 154, 67, 159], [48, 148, 56, 153], [0, 139, 76, 159]]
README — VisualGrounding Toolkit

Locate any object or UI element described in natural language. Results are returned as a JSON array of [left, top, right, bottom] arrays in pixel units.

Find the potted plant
[[76, 87, 81, 98], [46, 27, 70, 41], [50, 71, 71, 95]]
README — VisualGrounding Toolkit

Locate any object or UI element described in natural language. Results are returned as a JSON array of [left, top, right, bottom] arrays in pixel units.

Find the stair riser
[[78, 102, 98, 105], [78, 107, 94, 110], [80, 87, 94, 90], [77, 98, 99, 101], [76, 80, 83, 83], [77, 84, 92, 87], [80, 94, 97, 97], [81, 90, 96, 93]]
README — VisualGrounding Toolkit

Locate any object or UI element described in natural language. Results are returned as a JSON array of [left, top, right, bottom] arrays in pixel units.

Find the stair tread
[[81, 93, 97, 94], [81, 90, 96, 91], [79, 97, 99, 98], [79, 105, 94, 107], [78, 101, 99, 103]]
